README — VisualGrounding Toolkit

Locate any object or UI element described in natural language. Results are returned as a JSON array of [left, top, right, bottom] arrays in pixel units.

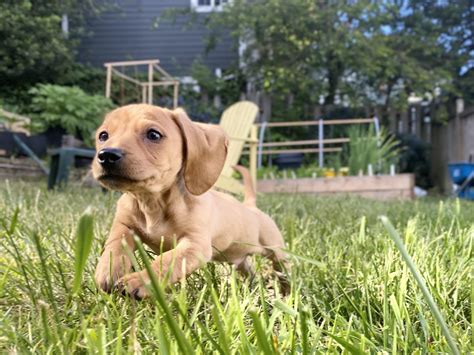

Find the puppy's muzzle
[[98, 148, 123, 169]]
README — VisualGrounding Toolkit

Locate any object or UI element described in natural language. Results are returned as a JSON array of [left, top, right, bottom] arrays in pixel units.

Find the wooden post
[[142, 84, 147, 103], [318, 118, 324, 168], [148, 63, 153, 105], [173, 82, 179, 109], [250, 125, 258, 188], [105, 64, 112, 98]]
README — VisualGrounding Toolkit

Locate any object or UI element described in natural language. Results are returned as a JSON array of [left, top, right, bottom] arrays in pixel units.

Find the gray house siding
[[78, 0, 237, 76]]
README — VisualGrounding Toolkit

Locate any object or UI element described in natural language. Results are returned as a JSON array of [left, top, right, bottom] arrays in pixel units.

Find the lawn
[[0, 181, 472, 353]]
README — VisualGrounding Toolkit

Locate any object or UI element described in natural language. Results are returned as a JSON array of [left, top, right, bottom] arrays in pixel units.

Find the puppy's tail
[[233, 165, 257, 208]]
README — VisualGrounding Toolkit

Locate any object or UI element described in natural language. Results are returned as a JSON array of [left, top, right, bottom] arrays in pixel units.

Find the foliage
[[174, 59, 245, 123], [398, 134, 433, 189], [418, 0, 473, 105], [164, 0, 473, 122], [344, 125, 401, 175], [257, 164, 326, 179], [0, 0, 113, 102], [0, 1, 70, 89], [0, 181, 473, 352], [57, 63, 107, 96], [29, 84, 114, 145]]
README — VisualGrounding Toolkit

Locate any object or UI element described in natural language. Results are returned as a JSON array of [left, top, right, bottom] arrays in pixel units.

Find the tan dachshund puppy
[[92, 104, 289, 298]]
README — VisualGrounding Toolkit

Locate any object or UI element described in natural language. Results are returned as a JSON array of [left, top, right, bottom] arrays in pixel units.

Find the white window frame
[[190, 0, 230, 13]]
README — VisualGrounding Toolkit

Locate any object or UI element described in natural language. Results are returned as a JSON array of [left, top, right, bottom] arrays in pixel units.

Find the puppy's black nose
[[97, 148, 123, 167]]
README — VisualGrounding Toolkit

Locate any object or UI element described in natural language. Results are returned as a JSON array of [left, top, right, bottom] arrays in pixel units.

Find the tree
[[205, 0, 375, 114], [163, 0, 471, 123], [419, 0, 473, 106], [354, 1, 453, 123], [0, 0, 111, 99]]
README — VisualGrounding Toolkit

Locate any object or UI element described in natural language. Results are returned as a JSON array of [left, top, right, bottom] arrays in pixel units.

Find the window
[[191, 0, 229, 13]]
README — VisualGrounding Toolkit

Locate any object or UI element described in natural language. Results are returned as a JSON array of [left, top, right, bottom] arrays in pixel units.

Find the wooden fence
[[243, 117, 379, 168]]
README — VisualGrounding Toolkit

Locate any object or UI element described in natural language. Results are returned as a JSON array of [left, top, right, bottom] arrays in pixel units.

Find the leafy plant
[[345, 124, 400, 175], [29, 84, 114, 145], [257, 164, 326, 179]]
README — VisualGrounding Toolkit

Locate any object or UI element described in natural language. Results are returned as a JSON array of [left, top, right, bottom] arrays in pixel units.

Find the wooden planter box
[[257, 174, 415, 200], [0, 158, 44, 179]]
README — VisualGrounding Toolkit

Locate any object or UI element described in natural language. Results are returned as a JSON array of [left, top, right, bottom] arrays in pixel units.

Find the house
[[79, 0, 237, 77]]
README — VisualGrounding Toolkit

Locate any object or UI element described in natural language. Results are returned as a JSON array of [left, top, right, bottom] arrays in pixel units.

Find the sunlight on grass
[[0, 181, 472, 353]]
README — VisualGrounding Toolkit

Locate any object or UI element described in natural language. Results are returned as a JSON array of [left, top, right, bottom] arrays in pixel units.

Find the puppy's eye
[[98, 131, 109, 142], [146, 129, 162, 141]]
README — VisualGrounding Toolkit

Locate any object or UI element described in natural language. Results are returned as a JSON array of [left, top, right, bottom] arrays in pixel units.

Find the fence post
[[373, 115, 380, 143], [257, 121, 267, 168], [318, 118, 324, 168], [148, 63, 153, 105], [141, 84, 147, 103], [173, 82, 179, 109], [373, 115, 381, 173], [250, 125, 258, 188], [105, 64, 112, 98]]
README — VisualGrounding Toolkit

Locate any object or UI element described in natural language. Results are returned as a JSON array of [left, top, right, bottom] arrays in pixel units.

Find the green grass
[[0, 180, 473, 353]]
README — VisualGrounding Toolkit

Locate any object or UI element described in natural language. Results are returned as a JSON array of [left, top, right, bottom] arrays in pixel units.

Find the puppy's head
[[92, 104, 228, 195]]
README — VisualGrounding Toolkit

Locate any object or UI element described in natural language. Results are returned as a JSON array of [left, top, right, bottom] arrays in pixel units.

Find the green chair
[[48, 148, 95, 189]]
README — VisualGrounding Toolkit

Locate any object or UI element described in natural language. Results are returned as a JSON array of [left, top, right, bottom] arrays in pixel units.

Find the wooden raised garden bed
[[0, 157, 44, 179], [257, 174, 415, 200]]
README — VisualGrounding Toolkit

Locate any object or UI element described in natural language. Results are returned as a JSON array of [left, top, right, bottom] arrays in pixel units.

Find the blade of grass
[[380, 216, 460, 355], [299, 308, 309, 355], [250, 310, 274, 354], [72, 207, 94, 294], [324, 332, 366, 355], [134, 236, 194, 355]]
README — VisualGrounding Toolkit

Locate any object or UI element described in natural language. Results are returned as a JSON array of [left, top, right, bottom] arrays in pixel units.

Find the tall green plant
[[345, 125, 400, 175], [29, 84, 114, 145]]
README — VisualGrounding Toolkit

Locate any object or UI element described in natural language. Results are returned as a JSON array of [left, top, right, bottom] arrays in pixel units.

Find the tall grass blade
[[134, 236, 194, 355], [380, 216, 460, 355], [72, 207, 94, 294], [8, 206, 19, 235], [324, 332, 366, 355], [250, 310, 274, 354], [299, 308, 309, 355]]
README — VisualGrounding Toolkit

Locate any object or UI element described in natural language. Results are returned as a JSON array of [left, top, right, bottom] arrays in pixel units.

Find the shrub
[[29, 84, 114, 145], [398, 133, 432, 188]]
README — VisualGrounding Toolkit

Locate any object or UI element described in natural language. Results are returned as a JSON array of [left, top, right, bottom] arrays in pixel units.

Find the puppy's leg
[[258, 218, 291, 294], [95, 222, 135, 292], [265, 248, 291, 296], [116, 238, 211, 299], [235, 256, 255, 278]]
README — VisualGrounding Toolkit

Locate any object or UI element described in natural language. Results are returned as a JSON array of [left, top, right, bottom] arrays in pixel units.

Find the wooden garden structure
[[104, 59, 180, 108]]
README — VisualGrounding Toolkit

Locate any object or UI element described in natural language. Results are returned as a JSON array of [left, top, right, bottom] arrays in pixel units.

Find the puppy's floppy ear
[[172, 108, 228, 195]]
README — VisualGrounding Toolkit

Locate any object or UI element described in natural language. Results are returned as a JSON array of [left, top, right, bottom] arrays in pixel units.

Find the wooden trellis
[[104, 59, 179, 108]]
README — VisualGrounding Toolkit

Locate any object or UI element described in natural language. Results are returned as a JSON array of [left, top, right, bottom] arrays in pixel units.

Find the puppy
[[92, 104, 289, 298]]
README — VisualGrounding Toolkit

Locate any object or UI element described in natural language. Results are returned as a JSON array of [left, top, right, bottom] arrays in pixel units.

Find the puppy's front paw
[[94, 251, 132, 292], [115, 271, 151, 299]]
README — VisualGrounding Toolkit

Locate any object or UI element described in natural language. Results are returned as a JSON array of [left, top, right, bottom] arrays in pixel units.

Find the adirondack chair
[[214, 101, 259, 195]]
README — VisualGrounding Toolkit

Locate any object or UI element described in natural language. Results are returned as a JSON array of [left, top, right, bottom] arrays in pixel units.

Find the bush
[[398, 134, 432, 189], [57, 64, 106, 96], [29, 84, 114, 146]]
